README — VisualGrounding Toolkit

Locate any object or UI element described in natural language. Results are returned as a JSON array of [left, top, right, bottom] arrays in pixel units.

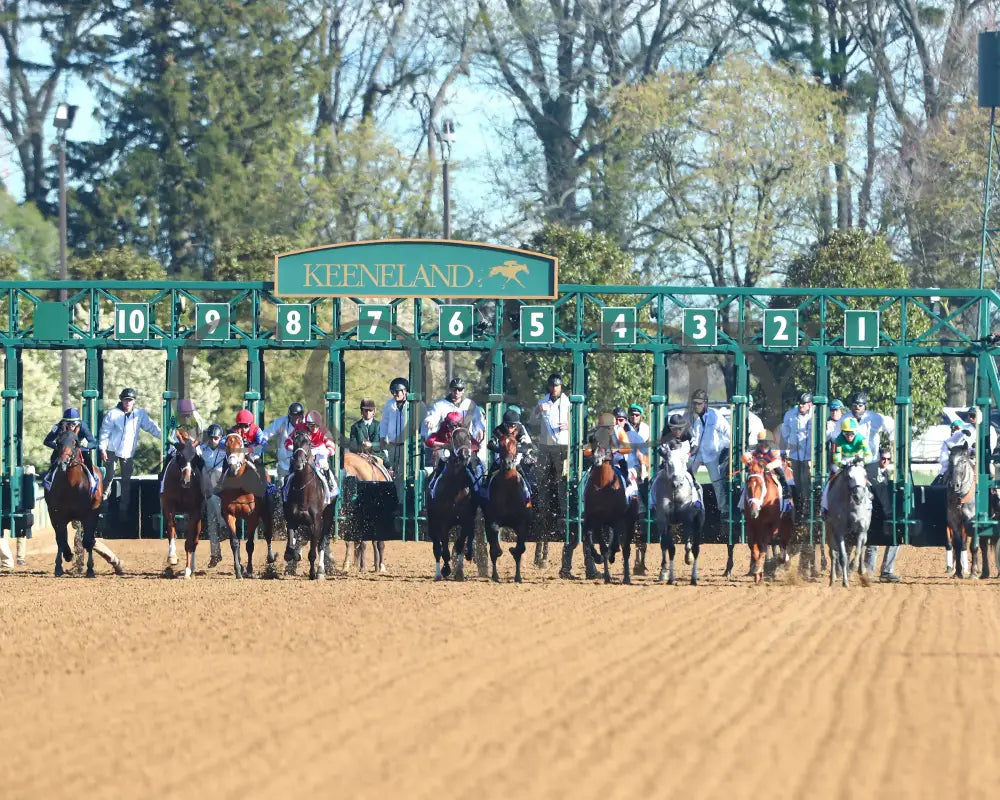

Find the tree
[[0, 189, 58, 277], [774, 230, 945, 436], [614, 53, 840, 290]]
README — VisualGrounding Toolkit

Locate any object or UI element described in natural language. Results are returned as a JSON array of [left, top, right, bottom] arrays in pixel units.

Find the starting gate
[[3, 273, 1000, 550]]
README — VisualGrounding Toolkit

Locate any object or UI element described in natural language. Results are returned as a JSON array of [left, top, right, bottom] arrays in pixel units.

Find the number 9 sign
[[682, 308, 718, 346], [277, 304, 311, 342]]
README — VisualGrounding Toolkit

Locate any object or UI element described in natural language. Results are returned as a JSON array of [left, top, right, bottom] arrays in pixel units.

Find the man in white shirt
[[743, 394, 765, 448], [98, 387, 162, 522], [687, 389, 731, 518], [421, 377, 486, 464], [781, 391, 814, 511], [262, 402, 305, 484], [847, 391, 894, 462], [625, 404, 650, 480], [533, 373, 572, 576], [380, 377, 410, 505]]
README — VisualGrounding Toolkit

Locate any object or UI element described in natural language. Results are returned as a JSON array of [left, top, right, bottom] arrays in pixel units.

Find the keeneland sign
[[274, 239, 558, 299]]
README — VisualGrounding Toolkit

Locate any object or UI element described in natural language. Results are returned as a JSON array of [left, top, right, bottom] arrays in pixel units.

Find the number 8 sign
[[277, 304, 311, 342], [683, 308, 718, 346]]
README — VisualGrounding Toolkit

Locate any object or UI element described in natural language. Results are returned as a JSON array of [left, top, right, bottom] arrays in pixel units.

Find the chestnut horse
[[160, 434, 204, 578], [45, 430, 123, 578], [340, 451, 394, 573], [581, 443, 635, 584], [220, 433, 274, 579], [484, 430, 530, 583], [426, 427, 480, 581], [742, 460, 788, 584], [283, 428, 334, 579]]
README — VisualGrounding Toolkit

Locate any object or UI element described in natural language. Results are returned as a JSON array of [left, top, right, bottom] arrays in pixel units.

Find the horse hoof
[[168, 555, 178, 566], [441, 564, 451, 580], [208, 555, 222, 569], [668, 577, 676, 585], [513, 574, 522, 584], [85, 568, 96, 579], [623, 575, 631, 585], [559, 569, 578, 580], [54, 564, 63, 577], [434, 573, 444, 582], [493, 573, 502, 584], [690, 575, 698, 586], [538, 559, 550, 569], [182, 569, 192, 580]]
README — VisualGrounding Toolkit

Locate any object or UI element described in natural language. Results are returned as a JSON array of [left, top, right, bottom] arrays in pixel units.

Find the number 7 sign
[[357, 304, 392, 343]]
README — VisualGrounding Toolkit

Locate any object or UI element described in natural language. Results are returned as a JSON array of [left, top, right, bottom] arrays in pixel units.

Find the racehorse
[[426, 426, 481, 581], [220, 432, 275, 579], [742, 459, 791, 585], [159, 433, 204, 579], [651, 443, 704, 585], [825, 459, 872, 587], [45, 430, 123, 578], [582, 443, 635, 584], [484, 430, 531, 583], [945, 442, 978, 579], [340, 450, 394, 573], [283, 428, 334, 580]]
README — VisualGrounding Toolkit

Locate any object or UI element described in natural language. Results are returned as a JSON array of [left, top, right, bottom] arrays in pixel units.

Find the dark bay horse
[[945, 443, 977, 579], [582, 443, 635, 584], [742, 460, 788, 585], [45, 431, 123, 578], [283, 428, 334, 579], [341, 450, 394, 573], [484, 430, 531, 583], [426, 427, 481, 581], [651, 443, 704, 585], [220, 433, 274, 579], [160, 434, 204, 578]]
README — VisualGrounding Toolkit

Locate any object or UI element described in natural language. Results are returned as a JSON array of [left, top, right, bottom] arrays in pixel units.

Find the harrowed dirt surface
[[2, 535, 1000, 799]]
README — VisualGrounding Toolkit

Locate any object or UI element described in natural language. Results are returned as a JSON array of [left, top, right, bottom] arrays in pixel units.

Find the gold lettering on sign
[[360, 263, 378, 286], [343, 264, 360, 287], [452, 264, 474, 288], [380, 263, 398, 286], [412, 264, 430, 288], [431, 263, 449, 287], [304, 264, 324, 287]]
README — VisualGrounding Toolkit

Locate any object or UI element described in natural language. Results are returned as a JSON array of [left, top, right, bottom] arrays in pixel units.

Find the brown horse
[[484, 431, 531, 582], [283, 428, 334, 579], [220, 433, 274, 579], [426, 427, 481, 581], [581, 444, 635, 584], [160, 434, 204, 578], [340, 451, 394, 573], [45, 431, 123, 578], [742, 460, 788, 584]]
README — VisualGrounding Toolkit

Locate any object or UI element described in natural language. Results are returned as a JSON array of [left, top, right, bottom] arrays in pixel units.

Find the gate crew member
[[421, 377, 486, 466], [781, 391, 814, 513], [531, 372, 571, 522], [99, 387, 162, 522], [847, 391, 893, 462], [381, 377, 409, 506], [43, 408, 100, 488], [687, 389, 731, 518], [865, 447, 901, 583], [264, 402, 305, 483], [350, 398, 388, 464], [201, 423, 226, 567]]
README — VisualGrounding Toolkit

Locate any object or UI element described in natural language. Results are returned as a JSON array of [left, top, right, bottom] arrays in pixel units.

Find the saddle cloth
[[44, 463, 99, 497]]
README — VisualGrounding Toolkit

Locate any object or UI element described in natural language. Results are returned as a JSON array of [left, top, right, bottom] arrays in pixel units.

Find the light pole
[[54, 102, 77, 412], [436, 118, 456, 384]]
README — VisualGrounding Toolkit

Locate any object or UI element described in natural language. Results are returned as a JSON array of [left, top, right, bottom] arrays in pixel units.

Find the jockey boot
[[776, 470, 792, 513]]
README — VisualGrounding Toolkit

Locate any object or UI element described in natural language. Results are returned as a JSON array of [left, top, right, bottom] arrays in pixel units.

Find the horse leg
[[633, 539, 647, 576], [724, 541, 735, 579], [533, 539, 547, 569], [508, 524, 524, 584], [690, 524, 701, 586], [659, 526, 676, 584], [838, 534, 850, 588], [944, 526, 955, 575], [53, 521, 69, 577], [184, 516, 201, 579], [226, 515, 243, 580], [600, 526, 612, 584], [621, 524, 632, 586], [245, 519, 256, 578], [165, 513, 178, 567], [375, 540, 385, 573], [559, 539, 578, 580], [485, 520, 501, 583]]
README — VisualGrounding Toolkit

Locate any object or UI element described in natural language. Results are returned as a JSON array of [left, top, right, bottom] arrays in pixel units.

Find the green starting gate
[[3, 275, 1000, 549]]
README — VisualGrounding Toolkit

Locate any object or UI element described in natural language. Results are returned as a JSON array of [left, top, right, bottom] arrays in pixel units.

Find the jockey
[[43, 407, 99, 486], [350, 398, 388, 463], [821, 416, 873, 516], [486, 407, 537, 500], [216, 408, 270, 494], [938, 419, 970, 477], [739, 430, 793, 514], [284, 410, 338, 503], [651, 412, 702, 508], [421, 377, 487, 465], [425, 410, 483, 499], [585, 411, 637, 504], [165, 398, 205, 461], [847, 391, 893, 462]]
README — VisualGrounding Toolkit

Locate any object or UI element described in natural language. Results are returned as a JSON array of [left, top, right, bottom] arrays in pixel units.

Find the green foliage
[[68, 247, 166, 282], [775, 230, 945, 437], [0, 191, 59, 278]]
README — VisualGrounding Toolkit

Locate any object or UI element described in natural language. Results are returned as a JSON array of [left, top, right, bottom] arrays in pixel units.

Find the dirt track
[[3, 535, 1000, 799]]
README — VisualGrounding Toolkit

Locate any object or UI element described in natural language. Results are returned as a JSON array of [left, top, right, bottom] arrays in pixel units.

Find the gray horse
[[825, 459, 872, 587], [945, 442, 977, 579], [651, 443, 705, 585]]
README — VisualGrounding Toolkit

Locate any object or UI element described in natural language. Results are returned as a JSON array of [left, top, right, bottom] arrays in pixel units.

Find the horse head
[[498, 430, 520, 471], [948, 443, 975, 500], [845, 460, 870, 507], [744, 461, 768, 519], [291, 429, 312, 473], [450, 426, 475, 469], [224, 433, 246, 474], [54, 430, 81, 472], [173, 438, 197, 488]]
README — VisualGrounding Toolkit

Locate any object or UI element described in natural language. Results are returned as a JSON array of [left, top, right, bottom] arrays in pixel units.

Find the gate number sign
[[277, 304, 312, 342], [520, 306, 555, 344], [844, 310, 879, 348], [763, 310, 798, 348], [357, 304, 393, 343], [682, 308, 718, 346], [601, 307, 637, 345], [114, 303, 149, 340], [195, 303, 230, 341], [439, 305, 474, 343]]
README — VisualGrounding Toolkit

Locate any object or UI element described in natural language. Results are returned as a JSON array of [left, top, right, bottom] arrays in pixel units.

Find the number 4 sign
[[601, 307, 637, 345]]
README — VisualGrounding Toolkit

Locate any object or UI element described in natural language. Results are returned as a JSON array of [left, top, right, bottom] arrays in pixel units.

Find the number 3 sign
[[682, 308, 718, 346]]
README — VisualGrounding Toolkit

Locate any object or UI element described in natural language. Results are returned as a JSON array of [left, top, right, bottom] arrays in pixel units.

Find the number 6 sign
[[683, 308, 718, 346]]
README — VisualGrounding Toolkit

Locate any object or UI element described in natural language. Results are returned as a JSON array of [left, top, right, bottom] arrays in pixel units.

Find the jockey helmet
[[613, 406, 627, 420], [288, 402, 304, 417], [628, 403, 643, 416], [547, 372, 563, 387], [798, 391, 813, 404], [206, 424, 223, 439], [950, 418, 963, 430], [389, 377, 409, 394], [597, 411, 616, 427], [119, 387, 137, 400], [444, 411, 463, 429], [448, 377, 466, 391], [829, 399, 844, 411], [691, 389, 708, 403], [177, 398, 195, 414], [503, 408, 520, 425], [235, 409, 254, 425], [668, 413, 686, 430], [62, 408, 81, 422], [849, 391, 868, 407], [841, 416, 859, 432], [756, 430, 772, 445], [360, 398, 376, 411], [968, 406, 981, 419], [304, 410, 323, 426]]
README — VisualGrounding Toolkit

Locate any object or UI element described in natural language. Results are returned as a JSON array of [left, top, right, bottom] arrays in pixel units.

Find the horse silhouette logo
[[480, 260, 529, 289]]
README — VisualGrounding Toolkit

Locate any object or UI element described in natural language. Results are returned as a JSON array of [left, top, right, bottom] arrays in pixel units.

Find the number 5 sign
[[519, 306, 554, 344], [277, 304, 311, 342], [683, 308, 718, 346]]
